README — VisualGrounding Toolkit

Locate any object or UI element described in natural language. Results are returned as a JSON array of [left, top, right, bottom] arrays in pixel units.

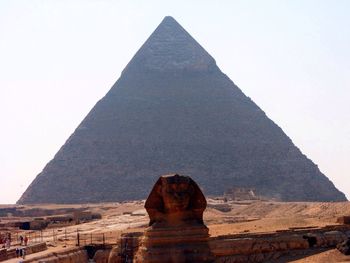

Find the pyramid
[[18, 17, 346, 204]]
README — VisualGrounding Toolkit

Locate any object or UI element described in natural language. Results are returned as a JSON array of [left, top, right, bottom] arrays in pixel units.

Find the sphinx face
[[161, 179, 192, 213], [144, 174, 206, 227]]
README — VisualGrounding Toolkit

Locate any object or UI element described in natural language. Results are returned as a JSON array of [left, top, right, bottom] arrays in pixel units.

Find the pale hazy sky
[[0, 0, 349, 204]]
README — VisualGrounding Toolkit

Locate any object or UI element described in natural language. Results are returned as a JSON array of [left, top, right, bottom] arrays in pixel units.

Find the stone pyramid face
[[18, 17, 346, 204]]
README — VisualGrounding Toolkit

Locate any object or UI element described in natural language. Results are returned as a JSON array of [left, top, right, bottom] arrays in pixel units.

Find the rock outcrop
[[337, 238, 350, 255], [22, 247, 87, 263], [211, 227, 350, 262], [18, 16, 346, 204]]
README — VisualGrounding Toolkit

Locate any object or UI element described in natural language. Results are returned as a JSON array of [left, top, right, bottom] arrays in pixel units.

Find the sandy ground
[[43, 199, 350, 236], [284, 248, 350, 262], [2, 199, 350, 262]]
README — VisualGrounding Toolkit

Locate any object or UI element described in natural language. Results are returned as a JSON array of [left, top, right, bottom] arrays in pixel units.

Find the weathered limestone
[[135, 174, 214, 262], [210, 235, 309, 262], [211, 227, 350, 262], [93, 249, 111, 263], [23, 247, 88, 263], [337, 237, 350, 255], [303, 230, 347, 248], [106, 224, 350, 263], [107, 232, 142, 262], [107, 246, 120, 263]]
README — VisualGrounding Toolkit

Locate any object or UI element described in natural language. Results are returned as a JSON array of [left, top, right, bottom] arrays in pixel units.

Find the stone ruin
[[134, 174, 214, 262], [337, 237, 350, 255], [224, 187, 258, 201], [337, 216, 350, 225]]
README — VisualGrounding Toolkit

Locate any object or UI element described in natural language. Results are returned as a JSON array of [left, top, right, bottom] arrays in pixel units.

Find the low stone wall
[[211, 234, 309, 262], [26, 242, 48, 254], [23, 247, 88, 263], [0, 242, 47, 262], [210, 226, 350, 262], [0, 249, 9, 261]]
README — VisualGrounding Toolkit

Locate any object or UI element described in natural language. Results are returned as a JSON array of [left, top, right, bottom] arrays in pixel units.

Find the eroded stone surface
[[135, 174, 214, 262], [337, 238, 350, 255], [145, 174, 206, 227]]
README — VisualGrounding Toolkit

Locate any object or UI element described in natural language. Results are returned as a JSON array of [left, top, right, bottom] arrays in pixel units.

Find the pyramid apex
[[159, 16, 179, 26], [162, 16, 176, 21], [123, 16, 217, 73]]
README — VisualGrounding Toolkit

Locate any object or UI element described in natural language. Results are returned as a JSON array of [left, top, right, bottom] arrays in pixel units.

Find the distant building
[[224, 188, 258, 201]]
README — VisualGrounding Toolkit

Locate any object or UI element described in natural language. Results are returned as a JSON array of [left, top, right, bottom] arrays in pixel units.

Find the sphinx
[[135, 174, 214, 263]]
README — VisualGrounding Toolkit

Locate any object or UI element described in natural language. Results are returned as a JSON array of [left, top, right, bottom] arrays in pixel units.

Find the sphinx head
[[145, 174, 207, 226]]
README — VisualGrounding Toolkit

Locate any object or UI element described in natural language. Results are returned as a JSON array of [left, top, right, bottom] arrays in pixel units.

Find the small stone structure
[[134, 174, 214, 262], [106, 232, 142, 262], [224, 187, 258, 201], [337, 216, 350, 225]]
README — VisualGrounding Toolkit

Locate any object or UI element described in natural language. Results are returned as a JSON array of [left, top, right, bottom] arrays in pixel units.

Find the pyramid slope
[[18, 17, 346, 204], [123, 16, 216, 73]]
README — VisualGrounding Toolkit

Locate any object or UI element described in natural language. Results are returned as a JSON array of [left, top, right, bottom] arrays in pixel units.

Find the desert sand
[[1, 199, 350, 262]]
